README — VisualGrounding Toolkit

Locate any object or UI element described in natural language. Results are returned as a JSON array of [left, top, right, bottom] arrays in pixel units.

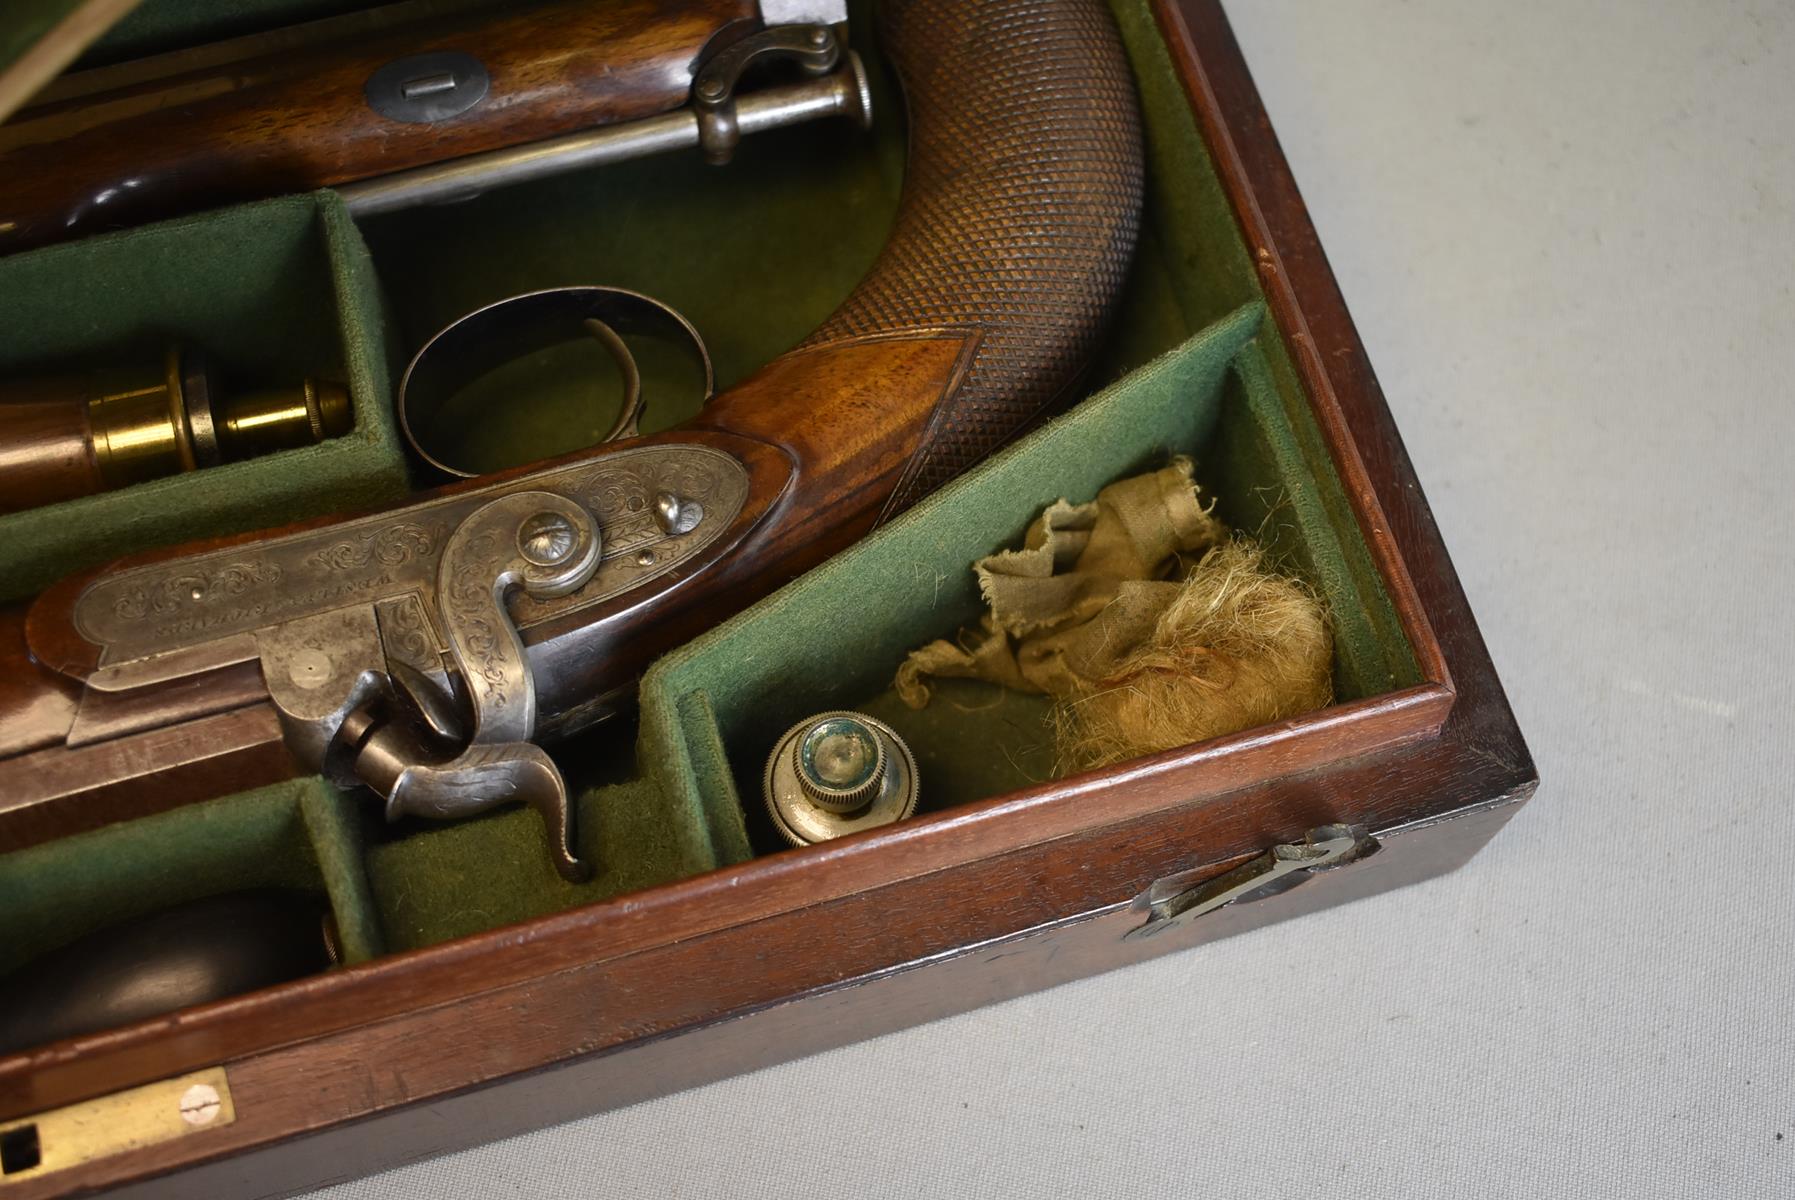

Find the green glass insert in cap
[[762, 710, 919, 846], [795, 716, 886, 812]]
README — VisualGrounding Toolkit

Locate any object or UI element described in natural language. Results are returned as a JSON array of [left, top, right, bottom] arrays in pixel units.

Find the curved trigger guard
[[397, 286, 715, 479], [350, 489, 603, 882]]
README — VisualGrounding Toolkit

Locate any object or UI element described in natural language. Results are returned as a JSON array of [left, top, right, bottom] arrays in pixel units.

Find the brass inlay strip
[[0, 1067, 233, 1185]]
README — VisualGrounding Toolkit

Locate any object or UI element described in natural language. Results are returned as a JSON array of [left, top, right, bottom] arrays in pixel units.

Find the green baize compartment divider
[[0, 192, 411, 601], [0, 778, 383, 978]]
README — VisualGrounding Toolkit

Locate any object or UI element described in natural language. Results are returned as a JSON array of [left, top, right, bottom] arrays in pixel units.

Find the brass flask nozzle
[[215, 375, 353, 461], [0, 344, 353, 516]]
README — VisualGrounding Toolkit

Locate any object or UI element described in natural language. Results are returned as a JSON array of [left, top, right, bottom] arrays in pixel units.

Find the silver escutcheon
[[365, 51, 491, 124]]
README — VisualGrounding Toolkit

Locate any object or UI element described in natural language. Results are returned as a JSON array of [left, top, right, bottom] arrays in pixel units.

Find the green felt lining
[[364, 718, 750, 949], [1108, 0, 1418, 692], [0, 0, 1422, 965], [0, 778, 382, 978], [650, 306, 1420, 856], [0, 192, 410, 601], [350, 0, 908, 459], [648, 304, 1279, 848]]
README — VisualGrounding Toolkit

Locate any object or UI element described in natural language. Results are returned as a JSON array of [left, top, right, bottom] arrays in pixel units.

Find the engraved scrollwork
[[511, 445, 751, 622], [387, 601, 432, 663], [76, 443, 744, 661], [431, 492, 599, 747], [109, 560, 283, 622], [304, 522, 441, 574], [441, 527, 511, 711], [575, 466, 653, 522], [653, 460, 721, 506], [111, 589, 149, 622], [571, 459, 724, 526], [374, 594, 440, 674], [569, 458, 720, 564]]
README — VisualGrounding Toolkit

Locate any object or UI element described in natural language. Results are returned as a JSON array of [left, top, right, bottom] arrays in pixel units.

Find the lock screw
[[178, 1084, 221, 1127]]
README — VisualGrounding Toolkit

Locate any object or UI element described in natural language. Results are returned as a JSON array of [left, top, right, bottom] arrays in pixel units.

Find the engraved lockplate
[[76, 444, 751, 668]]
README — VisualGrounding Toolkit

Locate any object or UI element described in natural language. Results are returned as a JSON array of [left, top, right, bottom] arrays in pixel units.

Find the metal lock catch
[[0, 1068, 233, 1184], [1126, 824, 1379, 942]]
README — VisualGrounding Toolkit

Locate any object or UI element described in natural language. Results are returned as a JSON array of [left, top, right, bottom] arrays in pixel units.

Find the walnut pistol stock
[[0, 0, 1145, 875], [0, 0, 868, 253]]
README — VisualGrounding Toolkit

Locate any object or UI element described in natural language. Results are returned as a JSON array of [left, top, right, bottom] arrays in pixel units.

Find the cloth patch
[[895, 459, 1333, 771]]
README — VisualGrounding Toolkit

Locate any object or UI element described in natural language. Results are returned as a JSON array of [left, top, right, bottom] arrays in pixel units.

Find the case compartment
[[0, 192, 408, 601]]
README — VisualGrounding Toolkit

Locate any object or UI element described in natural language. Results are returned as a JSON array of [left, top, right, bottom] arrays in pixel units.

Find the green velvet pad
[[0, 778, 382, 977], [0, 0, 1423, 967], [350, 8, 907, 461], [365, 717, 751, 948], [643, 302, 1425, 856], [0, 192, 410, 601], [650, 307, 1277, 843]]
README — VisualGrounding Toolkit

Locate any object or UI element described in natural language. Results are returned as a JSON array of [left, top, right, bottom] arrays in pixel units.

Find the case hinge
[[1126, 824, 1379, 942]]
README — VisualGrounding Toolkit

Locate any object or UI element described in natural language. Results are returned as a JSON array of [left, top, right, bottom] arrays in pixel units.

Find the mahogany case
[[0, 1, 1536, 1195]]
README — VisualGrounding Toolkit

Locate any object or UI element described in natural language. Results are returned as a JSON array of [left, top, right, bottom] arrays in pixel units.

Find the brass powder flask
[[0, 345, 351, 515]]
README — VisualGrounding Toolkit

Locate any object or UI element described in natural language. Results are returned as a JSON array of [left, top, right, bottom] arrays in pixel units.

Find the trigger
[[585, 317, 644, 443]]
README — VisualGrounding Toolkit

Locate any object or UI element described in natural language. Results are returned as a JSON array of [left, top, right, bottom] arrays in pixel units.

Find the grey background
[[317, 0, 1795, 1195]]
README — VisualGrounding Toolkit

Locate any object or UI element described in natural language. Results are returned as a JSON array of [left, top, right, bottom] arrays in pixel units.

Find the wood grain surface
[[0, 0, 758, 253]]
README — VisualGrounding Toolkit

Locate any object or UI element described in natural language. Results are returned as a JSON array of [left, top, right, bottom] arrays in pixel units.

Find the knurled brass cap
[[313, 380, 353, 439], [763, 710, 919, 847], [793, 715, 886, 813]]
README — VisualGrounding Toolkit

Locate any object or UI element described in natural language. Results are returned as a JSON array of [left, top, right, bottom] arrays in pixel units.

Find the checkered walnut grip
[[805, 0, 1145, 516]]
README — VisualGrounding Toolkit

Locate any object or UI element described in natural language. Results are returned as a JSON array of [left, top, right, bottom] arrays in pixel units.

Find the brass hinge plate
[[0, 1067, 233, 1185]]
